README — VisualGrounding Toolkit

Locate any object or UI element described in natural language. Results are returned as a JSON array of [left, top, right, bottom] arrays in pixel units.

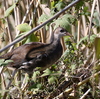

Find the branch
[[48, 71, 100, 99], [80, 89, 91, 99], [0, 0, 81, 53]]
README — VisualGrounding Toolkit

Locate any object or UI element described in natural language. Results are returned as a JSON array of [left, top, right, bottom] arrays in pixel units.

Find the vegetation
[[0, 0, 100, 98]]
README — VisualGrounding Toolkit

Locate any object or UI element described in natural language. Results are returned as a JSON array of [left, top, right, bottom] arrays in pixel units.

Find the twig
[[80, 89, 91, 99], [2, 69, 18, 99], [77, 15, 81, 48], [20, 0, 34, 26], [21, 0, 34, 24], [1, 70, 6, 90], [48, 71, 100, 99], [97, 0, 100, 20], [21, 73, 29, 91], [3, 0, 13, 42], [83, 52, 94, 68], [82, 15, 87, 36], [88, 0, 97, 36], [0, 0, 81, 53]]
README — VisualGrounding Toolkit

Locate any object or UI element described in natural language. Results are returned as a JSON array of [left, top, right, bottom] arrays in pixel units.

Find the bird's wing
[[0, 42, 46, 59], [0, 42, 47, 64], [25, 42, 51, 59]]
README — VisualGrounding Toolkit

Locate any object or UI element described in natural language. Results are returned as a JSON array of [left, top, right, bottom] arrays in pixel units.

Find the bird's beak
[[66, 32, 73, 37]]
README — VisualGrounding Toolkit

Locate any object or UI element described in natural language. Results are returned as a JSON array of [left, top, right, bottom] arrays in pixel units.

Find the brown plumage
[[0, 27, 71, 73]]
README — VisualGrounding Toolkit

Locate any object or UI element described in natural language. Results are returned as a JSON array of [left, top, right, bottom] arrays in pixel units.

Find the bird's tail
[[0, 52, 12, 59]]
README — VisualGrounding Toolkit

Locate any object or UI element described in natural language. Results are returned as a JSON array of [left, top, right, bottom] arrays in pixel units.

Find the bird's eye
[[60, 29, 65, 32]]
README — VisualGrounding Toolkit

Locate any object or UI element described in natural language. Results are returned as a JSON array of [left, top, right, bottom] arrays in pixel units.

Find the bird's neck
[[49, 34, 60, 45]]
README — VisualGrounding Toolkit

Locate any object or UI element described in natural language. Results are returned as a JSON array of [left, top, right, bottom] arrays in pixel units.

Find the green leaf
[[51, 1, 55, 8], [54, 14, 76, 32], [16, 23, 31, 32], [77, 35, 88, 46], [41, 68, 52, 77], [55, 1, 66, 10], [4, 0, 19, 17], [90, 34, 97, 43], [50, 71, 62, 77], [5, 60, 13, 63], [0, 59, 5, 66], [93, 11, 100, 27], [48, 76, 57, 84], [15, 32, 27, 39], [94, 37, 100, 59], [38, 14, 53, 30], [75, 1, 84, 10], [24, 33, 39, 44], [29, 83, 42, 93], [36, 83, 42, 89], [71, 64, 76, 72], [38, 14, 50, 24], [0, 59, 13, 67], [32, 71, 40, 82], [4, 3, 16, 17], [77, 35, 97, 46], [16, 23, 39, 44], [15, 31, 39, 44]]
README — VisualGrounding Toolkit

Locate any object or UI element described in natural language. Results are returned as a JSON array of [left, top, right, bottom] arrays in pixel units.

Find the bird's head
[[54, 27, 72, 38]]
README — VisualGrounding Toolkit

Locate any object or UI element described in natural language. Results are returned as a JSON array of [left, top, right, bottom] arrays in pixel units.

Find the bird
[[0, 27, 71, 73]]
